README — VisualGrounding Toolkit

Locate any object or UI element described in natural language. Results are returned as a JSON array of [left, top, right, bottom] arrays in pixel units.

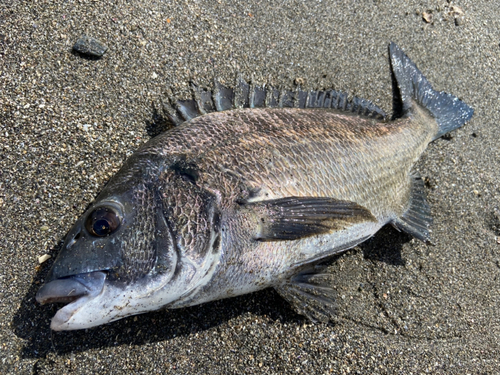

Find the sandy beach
[[1, 0, 499, 373]]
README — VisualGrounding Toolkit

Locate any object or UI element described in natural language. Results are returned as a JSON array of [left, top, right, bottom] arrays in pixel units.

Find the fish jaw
[[44, 272, 177, 331], [48, 281, 144, 331], [50, 292, 108, 331]]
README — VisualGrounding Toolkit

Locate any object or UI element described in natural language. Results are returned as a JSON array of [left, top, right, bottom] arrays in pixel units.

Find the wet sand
[[1, 0, 499, 373]]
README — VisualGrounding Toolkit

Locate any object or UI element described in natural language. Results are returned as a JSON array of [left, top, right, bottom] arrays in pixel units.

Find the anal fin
[[275, 270, 337, 323], [392, 175, 433, 243]]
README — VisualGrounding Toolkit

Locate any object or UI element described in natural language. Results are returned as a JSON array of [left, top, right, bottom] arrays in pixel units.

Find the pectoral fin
[[245, 197, 377, 241]]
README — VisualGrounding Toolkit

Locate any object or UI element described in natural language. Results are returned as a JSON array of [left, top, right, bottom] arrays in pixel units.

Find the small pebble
[[455, 16, 465, 26], [422, 11, 433, 23], [449, 5, 465, 26], [73, 35, 108, 58], [294, 77, 306, 86], [38, 254, 52, 264], [450, 5, 465, 17]]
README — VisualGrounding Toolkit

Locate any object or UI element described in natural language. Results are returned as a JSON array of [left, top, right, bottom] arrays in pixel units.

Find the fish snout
[[36, 271, 106, 305]]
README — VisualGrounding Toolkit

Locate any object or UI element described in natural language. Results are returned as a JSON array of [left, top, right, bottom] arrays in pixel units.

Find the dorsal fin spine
[[167, 78, 387, 124]]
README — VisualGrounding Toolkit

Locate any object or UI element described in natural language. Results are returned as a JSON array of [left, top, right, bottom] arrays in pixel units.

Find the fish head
[[36, 157, 222, 330]]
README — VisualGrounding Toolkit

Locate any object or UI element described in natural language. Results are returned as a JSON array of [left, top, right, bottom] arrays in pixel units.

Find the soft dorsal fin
[[163, 78, 388, 126]]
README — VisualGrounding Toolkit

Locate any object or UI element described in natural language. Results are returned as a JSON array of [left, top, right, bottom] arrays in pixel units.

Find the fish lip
[[36, 271, 107, 330]]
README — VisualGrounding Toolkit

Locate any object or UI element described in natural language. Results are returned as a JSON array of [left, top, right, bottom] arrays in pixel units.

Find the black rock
[[73, 35, 108, 58]]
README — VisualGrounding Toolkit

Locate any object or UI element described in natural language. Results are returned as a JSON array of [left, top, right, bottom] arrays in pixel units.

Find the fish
[[36, 43, 473, 331]]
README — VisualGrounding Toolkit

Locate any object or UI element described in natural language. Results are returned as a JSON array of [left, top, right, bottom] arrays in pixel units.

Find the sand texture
[[1, 0, 499, 373]]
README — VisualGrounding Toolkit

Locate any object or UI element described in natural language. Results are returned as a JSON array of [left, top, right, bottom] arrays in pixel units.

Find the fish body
[[36, 43, 473, 330], [142, 106, 430, 307]]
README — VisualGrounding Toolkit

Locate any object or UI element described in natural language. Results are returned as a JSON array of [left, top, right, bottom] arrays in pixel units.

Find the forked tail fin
[[389, 42, 474, 140]]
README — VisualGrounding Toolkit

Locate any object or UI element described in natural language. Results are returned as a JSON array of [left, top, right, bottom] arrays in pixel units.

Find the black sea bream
[[36, 43, 473, 330]]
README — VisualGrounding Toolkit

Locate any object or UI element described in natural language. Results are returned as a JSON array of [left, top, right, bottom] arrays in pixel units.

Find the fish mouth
[[36, 271, 107, 305], [36, 271, 106, 329]]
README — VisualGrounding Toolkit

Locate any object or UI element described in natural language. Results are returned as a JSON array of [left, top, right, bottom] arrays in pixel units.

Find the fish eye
[[85, 206, 121, 237]]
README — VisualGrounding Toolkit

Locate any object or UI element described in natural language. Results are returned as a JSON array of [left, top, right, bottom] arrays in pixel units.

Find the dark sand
[[1, 0, 499, 373]]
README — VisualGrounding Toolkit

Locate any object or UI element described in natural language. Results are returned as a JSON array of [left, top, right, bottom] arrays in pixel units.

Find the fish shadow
[[145, 102, 175, 138], [12, 226, 408, 358], [359, 225, 409, 266], [70, 49, 104, 61]]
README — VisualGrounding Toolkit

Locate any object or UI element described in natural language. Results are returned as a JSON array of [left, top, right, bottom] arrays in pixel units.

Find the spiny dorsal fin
[[234, 78, 250, 108], [391, 175, 433, 243], [192, 83, 215, 114], [249, 84, 266, 108], [175, 99, 199, 121], [214, 80, 235, 111], [164, 78, 388, 125]]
